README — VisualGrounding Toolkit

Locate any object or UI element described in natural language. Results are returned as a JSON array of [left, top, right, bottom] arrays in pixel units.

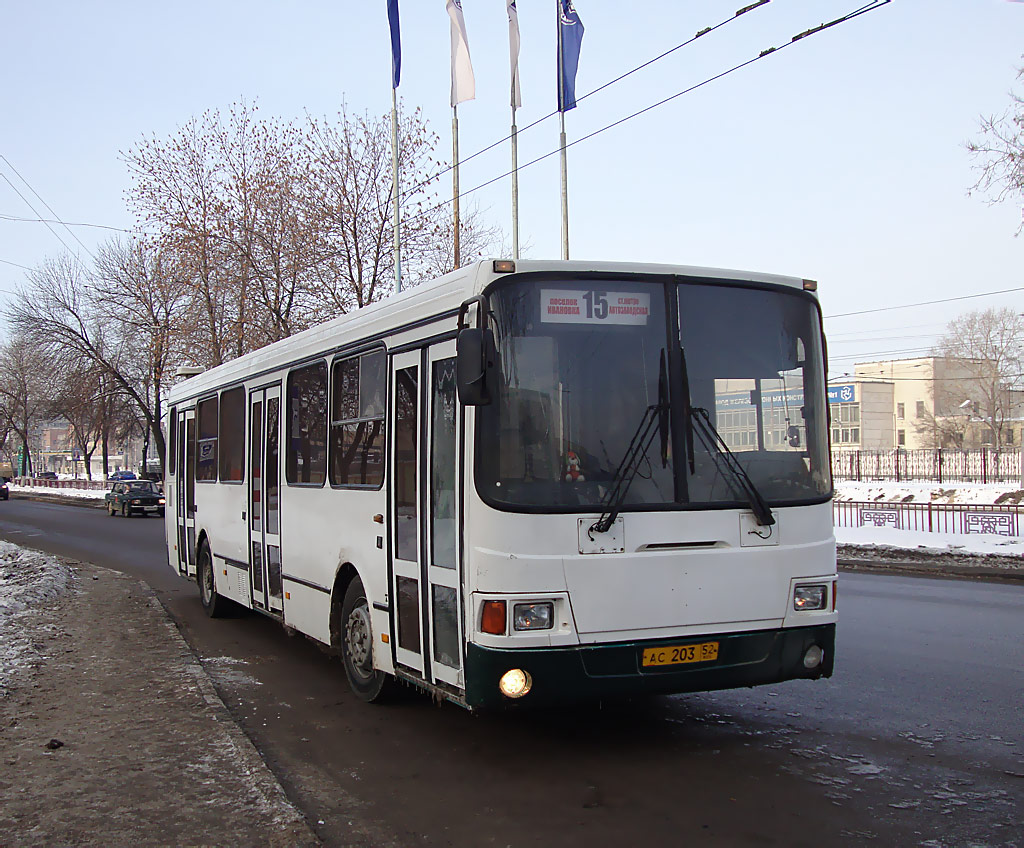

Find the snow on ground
[[834, 481, 1024, 505], [835, 525, 1023, 557], [7, 482, 108, 500], [834, 482, 1024, 558], [0, 541, 73, 693]]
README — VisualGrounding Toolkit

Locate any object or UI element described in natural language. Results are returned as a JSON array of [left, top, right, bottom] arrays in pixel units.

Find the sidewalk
[[0, 557, 320, 847]]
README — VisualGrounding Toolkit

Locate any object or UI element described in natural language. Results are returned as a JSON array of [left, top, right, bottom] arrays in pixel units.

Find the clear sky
[[2, 0, 1022, 377]]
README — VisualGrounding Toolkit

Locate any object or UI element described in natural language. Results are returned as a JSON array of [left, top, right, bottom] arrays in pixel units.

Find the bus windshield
[[476, 276, 831, 511]]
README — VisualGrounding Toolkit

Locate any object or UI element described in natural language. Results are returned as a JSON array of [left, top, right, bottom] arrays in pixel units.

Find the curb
[[134, 577, 322, 845], [838, 559, 1024, 584]]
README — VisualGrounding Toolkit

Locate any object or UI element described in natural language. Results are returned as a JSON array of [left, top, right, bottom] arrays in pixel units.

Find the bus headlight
[[499, 668, 532, 698], [513, 602, 553, 631], [793, 584, 827, 611]]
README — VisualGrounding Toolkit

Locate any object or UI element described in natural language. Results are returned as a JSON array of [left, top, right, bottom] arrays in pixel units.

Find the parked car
[[33, 471, 58, 480], [0, 479, 8, 501], [108, 471, 137, 481], [106, 480, 165, 517]]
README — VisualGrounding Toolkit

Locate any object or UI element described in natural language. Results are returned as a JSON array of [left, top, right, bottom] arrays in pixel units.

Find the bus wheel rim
[[345, 605, 372, 675]]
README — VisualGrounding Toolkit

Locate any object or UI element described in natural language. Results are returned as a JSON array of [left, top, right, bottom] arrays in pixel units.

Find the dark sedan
[[0, 479, 8, 501], [106, 480, 165, 517]]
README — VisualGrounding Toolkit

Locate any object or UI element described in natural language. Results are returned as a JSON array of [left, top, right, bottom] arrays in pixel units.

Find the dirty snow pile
[[0, 541, 73, 693]]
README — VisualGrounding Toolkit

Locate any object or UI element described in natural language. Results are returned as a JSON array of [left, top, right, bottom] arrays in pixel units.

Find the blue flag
[[387, 0, 401, 88], [557, 0, 584, 112]]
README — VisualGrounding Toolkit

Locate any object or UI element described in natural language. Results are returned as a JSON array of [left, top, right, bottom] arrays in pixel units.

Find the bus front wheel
[[340, 578, 391, 703]]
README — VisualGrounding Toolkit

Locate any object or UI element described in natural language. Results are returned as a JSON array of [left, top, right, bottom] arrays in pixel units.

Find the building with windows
[[828, 356, 1024, 451]]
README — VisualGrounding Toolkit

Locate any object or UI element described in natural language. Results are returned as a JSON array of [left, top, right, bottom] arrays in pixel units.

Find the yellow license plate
[[642, 641, 719, 667]]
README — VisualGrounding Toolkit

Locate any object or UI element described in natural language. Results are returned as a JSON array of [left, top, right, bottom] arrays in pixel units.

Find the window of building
[[197, 396, 218, 482], [916, 400, 926, 418], [219, 387, 245, 482], [287, 362, 328, 486], [329, 349, 386, 487], [896, 402, 904, 420], [897, 429, 906, 447], [1007, 429, 1014, 445]]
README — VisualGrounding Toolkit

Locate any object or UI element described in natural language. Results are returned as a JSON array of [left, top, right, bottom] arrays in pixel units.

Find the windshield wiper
[[590, 353, 669, 536], [690, 406, 775, 527]]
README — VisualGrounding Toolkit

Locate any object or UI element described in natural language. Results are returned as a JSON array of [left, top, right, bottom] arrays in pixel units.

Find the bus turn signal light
[[481, 600, 507, 635]]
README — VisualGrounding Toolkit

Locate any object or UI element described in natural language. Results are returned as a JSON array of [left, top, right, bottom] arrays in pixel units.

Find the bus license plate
[[642, 641, 719, 667]]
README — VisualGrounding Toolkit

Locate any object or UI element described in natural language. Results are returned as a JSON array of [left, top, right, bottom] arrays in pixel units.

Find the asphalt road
[[1, 496, 1021, 847]]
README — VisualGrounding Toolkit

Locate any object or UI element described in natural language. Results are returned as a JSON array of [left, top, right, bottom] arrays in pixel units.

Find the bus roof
[[166, 258, 812, 404]]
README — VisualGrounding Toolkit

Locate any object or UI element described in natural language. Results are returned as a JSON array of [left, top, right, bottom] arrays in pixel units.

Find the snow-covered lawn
[[0, 541, 73, 693], [7, 482, 108, 500]]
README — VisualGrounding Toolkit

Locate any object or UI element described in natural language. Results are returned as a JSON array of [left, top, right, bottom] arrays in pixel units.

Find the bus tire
[[197, 542, 228, 618], [340, 578, 391, 703]]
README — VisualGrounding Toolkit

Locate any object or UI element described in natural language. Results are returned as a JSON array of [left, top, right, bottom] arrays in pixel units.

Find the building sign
[[828, 384, 856, 404], [540, 289, 651, 325], [716, 388, 804, 409]]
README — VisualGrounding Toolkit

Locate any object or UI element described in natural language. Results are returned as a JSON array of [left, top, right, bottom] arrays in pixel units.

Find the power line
[[400, 0, 892, 231], [0, 213, 139, 234], [0, 257, 33, 272], [825, 286, 1024, 319], [0, 154, 98, 264], [393, 0, 775, 207]]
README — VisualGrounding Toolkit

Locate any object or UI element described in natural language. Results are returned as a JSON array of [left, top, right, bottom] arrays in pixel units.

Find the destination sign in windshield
[[540, 289, 651, 325]]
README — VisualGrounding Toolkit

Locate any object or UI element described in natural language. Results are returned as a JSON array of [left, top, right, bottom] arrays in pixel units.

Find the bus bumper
[[464, 623, 835, 709]]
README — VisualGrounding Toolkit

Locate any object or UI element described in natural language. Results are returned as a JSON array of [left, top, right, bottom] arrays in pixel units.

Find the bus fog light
[[803, 645, 824, 669], [513, 602, 553, 631], [499, 668, 532, 698], [793, 584, 827, 611]]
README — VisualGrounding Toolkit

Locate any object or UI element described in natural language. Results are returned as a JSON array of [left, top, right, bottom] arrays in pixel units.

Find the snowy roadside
[[0, 541, 74, 694]]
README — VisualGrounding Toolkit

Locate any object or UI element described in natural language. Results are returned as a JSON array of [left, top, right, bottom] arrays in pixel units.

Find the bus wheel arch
[[331, 565, 392, 703]]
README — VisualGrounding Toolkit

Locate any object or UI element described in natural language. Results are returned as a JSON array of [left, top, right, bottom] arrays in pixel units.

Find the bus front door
[[248, 386, 284, 615], [176, 408, 196, 578], [389, 343, 464, 693]]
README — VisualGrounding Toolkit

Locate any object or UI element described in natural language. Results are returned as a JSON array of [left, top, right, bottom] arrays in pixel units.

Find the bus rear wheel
[[197, 542, 228, 618], [340, 578, 391, 703]]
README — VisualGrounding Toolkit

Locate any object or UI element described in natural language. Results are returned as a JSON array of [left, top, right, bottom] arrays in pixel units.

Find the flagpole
[[511, 104, 520, 260], [557, 1, 569, 261], [453, 104, 461, 269], [391, 87, 402, 293]]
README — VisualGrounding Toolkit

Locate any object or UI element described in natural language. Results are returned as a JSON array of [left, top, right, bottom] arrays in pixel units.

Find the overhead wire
[[398, 0, 892, 231], [0, 154, 98, 265], [392, 0, 775, 207]]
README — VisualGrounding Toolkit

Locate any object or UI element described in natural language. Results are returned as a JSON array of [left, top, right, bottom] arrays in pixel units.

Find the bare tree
[[6, 253, 168, 468], [929, 307, 1024, 449], [967, 62, 1024, 232], [0, 335, 53, 475]]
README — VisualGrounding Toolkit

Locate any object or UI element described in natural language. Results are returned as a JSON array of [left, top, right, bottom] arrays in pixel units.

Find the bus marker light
[[803, 645, 824, 669], [373, 514, 384, 524], [499, 669, 532, 698], [285, 592, 290, 600], [381, 633, 389, 643], [493, 259, 516, 273], [802, 279, 818, 291], [481, 601, 507, 635], [832, 580, 837, 611]]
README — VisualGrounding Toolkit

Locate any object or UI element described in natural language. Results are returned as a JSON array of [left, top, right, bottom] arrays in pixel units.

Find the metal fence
[[13, 477, 109, 490], [834, 500, 1023, 536], [832, 449, 1024, 485]]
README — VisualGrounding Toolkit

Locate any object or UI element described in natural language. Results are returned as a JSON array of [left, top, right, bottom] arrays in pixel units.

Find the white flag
[[447, 0, 476, 106], [507, 0, 521, 108]]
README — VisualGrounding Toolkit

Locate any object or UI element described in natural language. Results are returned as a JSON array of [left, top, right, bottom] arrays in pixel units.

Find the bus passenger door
[[249, 385, 284, 615], [176, 408, 196, 577], [389, 344, 463, 691]]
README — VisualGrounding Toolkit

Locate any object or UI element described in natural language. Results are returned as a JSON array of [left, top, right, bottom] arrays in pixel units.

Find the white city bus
[[164, 259, 837, 708]]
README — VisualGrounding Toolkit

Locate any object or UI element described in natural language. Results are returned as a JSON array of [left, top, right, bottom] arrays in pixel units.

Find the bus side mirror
[[456, 328, 496, 406]]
